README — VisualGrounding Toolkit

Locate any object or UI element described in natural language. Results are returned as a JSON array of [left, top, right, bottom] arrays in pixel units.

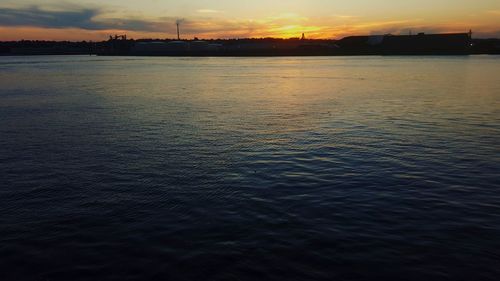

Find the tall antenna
[[176, 19, 184, 40], [177, 22, 180, 40]]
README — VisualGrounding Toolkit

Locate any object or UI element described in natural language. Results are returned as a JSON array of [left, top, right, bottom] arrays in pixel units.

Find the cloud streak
[[0, 5, 284, 37], [0, 5, 247, 35], [0, 5, 167, 31], [0, 6, 101, 29], [196, 9, 223, 14]]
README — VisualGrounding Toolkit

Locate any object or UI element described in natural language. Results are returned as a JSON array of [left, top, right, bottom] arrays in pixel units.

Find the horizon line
[[2, 31, 494, 43]]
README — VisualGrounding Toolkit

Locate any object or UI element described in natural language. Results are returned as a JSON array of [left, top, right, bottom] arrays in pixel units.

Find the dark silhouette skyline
[[2, 32, 499, 56]]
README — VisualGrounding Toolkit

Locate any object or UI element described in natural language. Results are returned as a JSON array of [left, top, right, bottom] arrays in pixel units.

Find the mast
[[177, 22, 180, 40]]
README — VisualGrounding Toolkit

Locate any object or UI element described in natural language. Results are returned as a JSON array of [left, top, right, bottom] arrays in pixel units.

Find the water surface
[[1, 56, 499, 280]]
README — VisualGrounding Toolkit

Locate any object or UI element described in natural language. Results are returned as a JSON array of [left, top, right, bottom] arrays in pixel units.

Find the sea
[[1, 55, 499, 280]]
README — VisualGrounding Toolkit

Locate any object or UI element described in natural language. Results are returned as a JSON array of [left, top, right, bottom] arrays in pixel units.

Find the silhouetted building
[[382, 33, 471, 55], [338, 32, 471, 55], [3, 32, 488, 56]]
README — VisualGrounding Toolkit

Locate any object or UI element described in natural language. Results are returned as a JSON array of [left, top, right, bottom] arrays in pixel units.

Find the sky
[[0, 0, 499, 40]]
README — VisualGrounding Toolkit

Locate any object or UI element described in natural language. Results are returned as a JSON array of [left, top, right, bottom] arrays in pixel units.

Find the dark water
[[1, 56, 499, 280]]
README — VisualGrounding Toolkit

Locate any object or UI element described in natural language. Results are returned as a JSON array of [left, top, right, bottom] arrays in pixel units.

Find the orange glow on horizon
[[0, 19, 498, 41]]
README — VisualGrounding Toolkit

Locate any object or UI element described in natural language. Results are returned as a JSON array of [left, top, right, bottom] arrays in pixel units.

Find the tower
[[177, 22, 181, 40]]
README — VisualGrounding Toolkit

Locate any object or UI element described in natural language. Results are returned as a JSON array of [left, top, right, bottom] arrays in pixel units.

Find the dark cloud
[[0, 5, 166, 31], [0, 5, 261, 36], [0, 6, 102, 29]]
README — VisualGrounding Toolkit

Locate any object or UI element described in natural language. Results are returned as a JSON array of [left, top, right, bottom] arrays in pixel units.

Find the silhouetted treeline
[[0, 40, 101, 55], [471, 39, 500, 54]]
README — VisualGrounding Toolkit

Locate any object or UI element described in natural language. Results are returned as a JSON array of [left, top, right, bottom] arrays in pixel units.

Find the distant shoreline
[[3, 54, 500, 57], [2, 33, 499, 56]]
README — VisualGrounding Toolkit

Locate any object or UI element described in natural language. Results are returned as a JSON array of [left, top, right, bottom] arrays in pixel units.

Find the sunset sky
[[0, 0, 499, 40]]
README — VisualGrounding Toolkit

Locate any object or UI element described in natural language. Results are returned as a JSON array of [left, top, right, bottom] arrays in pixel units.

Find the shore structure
[[97, 32, 474, 56], [2, 31, 500, 56]]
